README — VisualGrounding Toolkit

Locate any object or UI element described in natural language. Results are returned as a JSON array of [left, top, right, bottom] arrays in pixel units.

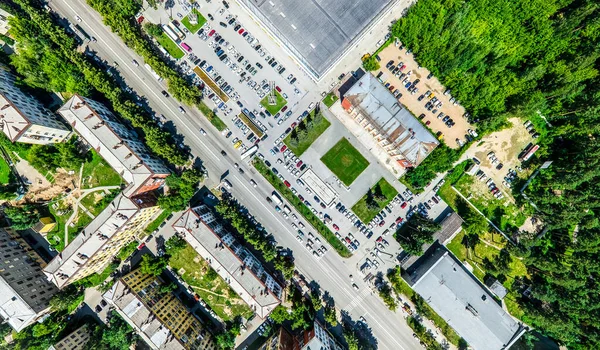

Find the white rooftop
[[0, 278, 38, 332], [58, 95, 169, 197], [411, 250, 525, 350], [344, 73, 439, 167], [173, 206, 282, 319], [300, 169, 338, 206]]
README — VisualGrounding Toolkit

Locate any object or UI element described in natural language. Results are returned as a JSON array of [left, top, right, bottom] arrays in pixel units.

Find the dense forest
[[394, 0, 599, 348]]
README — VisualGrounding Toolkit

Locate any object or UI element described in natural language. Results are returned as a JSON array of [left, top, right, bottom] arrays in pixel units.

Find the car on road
[[75, 15, 82, 22], [161, 90, 169, 97], [221, 150, 227, 156], [250, 179, 257, 187], [199, 128, 207, 136], [352, 283, 359, 290], [178, 106, 186, 114], [132, 59, 139, 66]]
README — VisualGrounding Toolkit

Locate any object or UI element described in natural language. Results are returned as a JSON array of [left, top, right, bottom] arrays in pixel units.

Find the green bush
[[253, 158, 352, 257], [401, 144, 461, 191]]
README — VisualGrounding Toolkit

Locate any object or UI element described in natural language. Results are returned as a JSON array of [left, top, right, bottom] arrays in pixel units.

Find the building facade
[[0, 65, 71, 144], [173, 205, 282, 319], [43, 96, 170, 289], [258, 321, 342, 350], [0, 227, 58, 332], [341, 73, 439, 172], [49, 325, 91, 350], [103, 269, 215, 350]]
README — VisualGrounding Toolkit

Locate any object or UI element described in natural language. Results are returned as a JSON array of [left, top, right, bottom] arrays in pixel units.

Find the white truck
[[271, 191, 283, 206]]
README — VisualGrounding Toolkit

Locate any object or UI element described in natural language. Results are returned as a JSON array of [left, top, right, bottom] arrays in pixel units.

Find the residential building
[[340, 72, 439, 173], [49, 325, 91, 350], [0, 227, 58, 332], [0, 8, 11, 36], [257, 321, 342, 350], [103, 269, 215, 350], [296, 320, 343, 350], [0, 64, 71, 144], [403, 244, 527, 350], [43, 96, 170, 289], [173, 205, 282, 319]]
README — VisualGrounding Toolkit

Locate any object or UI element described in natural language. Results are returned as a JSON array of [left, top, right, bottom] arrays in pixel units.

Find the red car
[[291, 122, 297, 128], [298, 195, 304, 201], [280, 145, 287, 152], [238, 28, 245, 34], [400, 202, 407, 209], [137, 16, 145, 24], [425, 120, 431, 126], [396, 217, 404, 224], [281, 105, 288, 112], [275, 86, 282, 92], [137, 242, 146, 250], [332, 224, 339, 231], [284, 180, 291, 188], [378, 220, 386, 227], [208, 29, 215, 37], [345, 237, 352, 244], [376, 236, 383, 243], [296, 160, 303, 167]]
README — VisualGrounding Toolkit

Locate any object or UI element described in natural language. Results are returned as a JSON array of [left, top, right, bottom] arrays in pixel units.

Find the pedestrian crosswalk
[[343, 287, 372, 312]]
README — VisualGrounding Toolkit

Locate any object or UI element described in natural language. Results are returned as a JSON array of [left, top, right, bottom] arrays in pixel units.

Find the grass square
[[260, 89, 287, 115], [283, 111, 330, 156], [322, 92, 339, 108], [181, 9, 207, 34], [156, 32, 185, 59], [321, 138, 369, 186], [351, 178, 398, 223]]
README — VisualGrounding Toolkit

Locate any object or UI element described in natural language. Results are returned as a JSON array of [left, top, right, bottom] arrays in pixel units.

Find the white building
[[173, 205, 282, 319], [0, 8, 11, 36], [0, 227, 58, 332], [0, 65, 71, 144], [44, 96, 170, 289]]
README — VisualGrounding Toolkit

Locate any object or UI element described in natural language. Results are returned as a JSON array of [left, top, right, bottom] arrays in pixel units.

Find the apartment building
[[48, 325, 91, 350], [0, 227, 58, 332], [43, 96, 170, 289], [103, 269, 215, 350], [0, 64, 70, 144], [258, 320, 342, 350], [173, 205, 282, 319], [0, 8, 10, 36]]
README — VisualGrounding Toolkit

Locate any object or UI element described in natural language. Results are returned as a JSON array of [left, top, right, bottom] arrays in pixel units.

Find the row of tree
[[393, 0, 600, 347], [215, 194, 295, 280], [9, 0, 188, 165]]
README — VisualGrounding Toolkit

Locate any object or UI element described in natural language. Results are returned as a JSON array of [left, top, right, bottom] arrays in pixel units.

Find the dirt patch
[[376, 44, 473, 148], [467, 117, 534, 200], [23, 169, 77, 202]]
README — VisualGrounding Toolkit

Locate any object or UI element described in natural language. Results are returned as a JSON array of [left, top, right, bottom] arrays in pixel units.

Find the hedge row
[[252, 158, 352, 258]]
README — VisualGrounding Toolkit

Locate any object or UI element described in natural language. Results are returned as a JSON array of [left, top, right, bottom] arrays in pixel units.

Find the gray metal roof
[[238, 0, 393, 77], [409, 247, 524, 350]]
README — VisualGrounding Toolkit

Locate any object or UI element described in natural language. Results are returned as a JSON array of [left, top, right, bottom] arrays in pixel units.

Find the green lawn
[[352, 178, 398, 223], [199, 101, 227, 131], [260, 90, 287, 115], [283, 111, 330, 156], [322, 92, 339, 108], [181, 9, 207, 34], [0, 157, 11, 184], [253, 158, 352, 257], [168, 244, 254, 321], [156, 32, 185, 59], [79, 190, 119, 216], [144, 210, 172, 234], [321, 138, 369, 186], [81, 151, 123, 189]]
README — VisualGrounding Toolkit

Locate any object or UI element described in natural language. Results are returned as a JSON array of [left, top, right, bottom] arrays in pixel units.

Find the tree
[[269, 305, 291, 324], [362, 56, 380, 71], [139, 255, 167, 276], [373, 183, 386, 202], [378, 283, 397, 311], [324, 306, 338, 327], [310, 289, 322, 311], [395, 213, 440, 255], [3, 204, 40, 230], [165, 235, 187, 255], [461, 233, 480, 259], [343, 328, 360, 350], [158, 282, 177, 295], [49, 285, 83, 312]]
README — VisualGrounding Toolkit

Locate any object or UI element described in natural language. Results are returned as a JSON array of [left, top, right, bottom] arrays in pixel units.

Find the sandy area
[[375, 45, 472, 148], [463, 117, 534, 200]]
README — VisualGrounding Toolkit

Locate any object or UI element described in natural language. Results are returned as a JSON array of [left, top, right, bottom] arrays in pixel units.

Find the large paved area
[[238, 0, 396, 78]]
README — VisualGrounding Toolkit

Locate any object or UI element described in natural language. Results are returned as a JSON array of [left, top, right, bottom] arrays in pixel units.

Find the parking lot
[[375, 43, 474, 148]]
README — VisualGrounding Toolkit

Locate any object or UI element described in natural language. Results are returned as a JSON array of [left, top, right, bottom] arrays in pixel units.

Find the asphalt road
[[48, 1, 423, 349]]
